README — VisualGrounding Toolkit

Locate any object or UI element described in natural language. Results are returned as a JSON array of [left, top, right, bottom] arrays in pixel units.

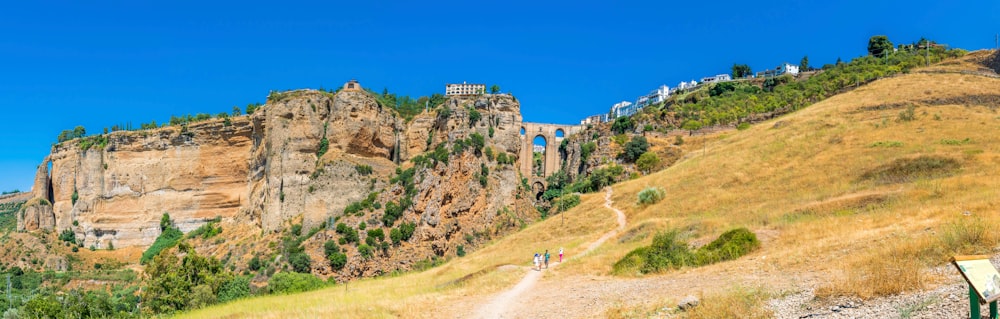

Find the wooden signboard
[[953, 255, 1000, 303]]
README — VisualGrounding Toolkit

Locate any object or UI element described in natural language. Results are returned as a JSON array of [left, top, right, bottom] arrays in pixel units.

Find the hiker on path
[[559, 247, 564, 263], [533, 253, 540, 271], [544, 250, 550, 269]]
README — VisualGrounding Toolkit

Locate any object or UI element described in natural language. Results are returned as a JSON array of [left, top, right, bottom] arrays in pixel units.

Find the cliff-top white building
[[445, 82, 486, 95]]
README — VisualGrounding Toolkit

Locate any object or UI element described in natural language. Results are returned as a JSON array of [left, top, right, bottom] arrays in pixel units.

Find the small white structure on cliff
[[445, 82, 486, 95]]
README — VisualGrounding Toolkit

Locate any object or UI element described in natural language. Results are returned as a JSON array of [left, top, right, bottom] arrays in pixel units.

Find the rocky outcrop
[[23, 88, 537, 279], [17, 198, 54, 231]]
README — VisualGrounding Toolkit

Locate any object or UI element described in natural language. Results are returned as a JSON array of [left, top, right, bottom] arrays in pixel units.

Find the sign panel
[[953, 255, 1000, 303]]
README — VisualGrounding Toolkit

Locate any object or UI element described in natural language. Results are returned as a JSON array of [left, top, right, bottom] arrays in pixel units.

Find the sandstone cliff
[[21, 88, 538, 278]]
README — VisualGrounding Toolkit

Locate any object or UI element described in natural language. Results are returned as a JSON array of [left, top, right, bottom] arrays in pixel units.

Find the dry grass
[[178, 192, 617, 318], [682, 286, 773, 319], [183, 53, 1000, 317]]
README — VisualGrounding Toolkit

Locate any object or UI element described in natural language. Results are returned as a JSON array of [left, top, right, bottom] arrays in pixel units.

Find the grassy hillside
[[179, 51, 1000, 318]]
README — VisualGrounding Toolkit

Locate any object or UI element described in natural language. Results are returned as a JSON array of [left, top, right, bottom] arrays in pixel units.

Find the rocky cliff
[[20, 87, 538, 277]]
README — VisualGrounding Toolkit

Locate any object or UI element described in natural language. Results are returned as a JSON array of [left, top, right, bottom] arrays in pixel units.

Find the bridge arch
[[519, 122, 583, 191]]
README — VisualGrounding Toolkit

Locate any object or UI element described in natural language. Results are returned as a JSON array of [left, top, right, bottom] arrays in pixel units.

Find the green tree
[[799, 55, 809, 71], [619, 136, 650, 163], [232, 106, 242, 116], [731, 63, 752, 78], [868, 35, 893, 57], [490, 84, 500, 94], [636, 152, 661, 174], [73, 126, 86, 138], [611, 116, 634, 134]]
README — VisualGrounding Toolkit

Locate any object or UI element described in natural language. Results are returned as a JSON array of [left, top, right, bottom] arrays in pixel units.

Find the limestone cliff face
[[23, 89, 536, 277], [22, 118, 255, 248]]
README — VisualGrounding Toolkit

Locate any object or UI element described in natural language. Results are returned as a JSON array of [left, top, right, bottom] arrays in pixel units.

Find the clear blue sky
[[2, 0, 999, 192]]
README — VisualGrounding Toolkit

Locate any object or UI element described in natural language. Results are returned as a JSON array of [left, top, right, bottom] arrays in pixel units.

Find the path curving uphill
[[472, 187, 626, 319]]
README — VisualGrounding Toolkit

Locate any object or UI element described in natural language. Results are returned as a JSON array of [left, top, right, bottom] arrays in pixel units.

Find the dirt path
[[471, 187, 626, 319]]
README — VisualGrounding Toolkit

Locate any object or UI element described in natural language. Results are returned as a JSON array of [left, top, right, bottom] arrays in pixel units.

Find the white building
[[611, 101, 639, 119], [580, 114, 606, 125], [778, 63, 800, 76], [445, 82, 486, 95], [533, 145, 546, 153], [700, 74, 732, 84], [677, 80, 698, 91], [634, 84, 670, 108]]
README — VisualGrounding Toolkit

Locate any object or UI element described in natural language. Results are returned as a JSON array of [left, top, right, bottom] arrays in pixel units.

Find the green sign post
[[952, 255, 1000, 319]]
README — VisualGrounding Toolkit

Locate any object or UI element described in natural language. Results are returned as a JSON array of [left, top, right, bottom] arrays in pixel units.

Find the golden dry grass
[[682, 286, 773, 319], [178, 192, 617, 318], [182, 52, 1000, 318]]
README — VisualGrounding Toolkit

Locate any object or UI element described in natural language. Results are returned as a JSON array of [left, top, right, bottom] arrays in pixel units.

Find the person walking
[[559, 247, 564, 263], [533, 253, 540, 271], [544, 250, 550, 269]]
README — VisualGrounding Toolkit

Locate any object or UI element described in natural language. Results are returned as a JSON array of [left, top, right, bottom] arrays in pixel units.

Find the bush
[[58, 229, 76, 244], [636, 152, 660, 174], [289, 252, 312, 273], [383, 201, 403, 226], [358, 244, 374, 259], [218, 276, 251, 303], [611, 117, 634, 134], [737, 122, 751, 130], [355, 165, 373, 175], [248, 256, 262, 271], [614, 228, 760, 275], [390, 228, 402, 245], [328, 252, 347, 270], [553, 194, 580, 213], [694, 228, 760, 265], [620, 136, 649, 163], [267, 272, 325, 294], [317, 137, 329, 157], [399, 222, 416, 241], [140, 227, 183, 264], [457, 245, 466, 257], [637, 187, 665, 205]]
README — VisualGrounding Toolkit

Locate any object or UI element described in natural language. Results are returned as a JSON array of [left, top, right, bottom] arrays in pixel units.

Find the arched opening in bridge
[[533, 181, 546, 201], [532, 135, 547, 177], [555, 129, 565, 138], [520, 127, 526, 136]]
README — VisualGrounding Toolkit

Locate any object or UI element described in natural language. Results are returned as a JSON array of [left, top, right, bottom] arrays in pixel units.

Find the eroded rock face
[[26, 89, 538, 278], [17, 198, 54, 231]]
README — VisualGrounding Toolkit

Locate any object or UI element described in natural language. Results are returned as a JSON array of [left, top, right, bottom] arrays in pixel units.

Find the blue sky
[[2, 0, 999, 192]]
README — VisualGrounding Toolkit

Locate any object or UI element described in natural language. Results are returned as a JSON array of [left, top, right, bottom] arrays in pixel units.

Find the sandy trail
[[471, 187, 626, 319]]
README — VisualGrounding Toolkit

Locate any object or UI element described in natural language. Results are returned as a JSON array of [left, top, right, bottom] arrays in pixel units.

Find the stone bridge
[[518, 122, 583, 199]]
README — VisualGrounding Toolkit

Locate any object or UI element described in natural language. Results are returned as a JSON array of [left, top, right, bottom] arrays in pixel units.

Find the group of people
[[532, 248, 564, 271]]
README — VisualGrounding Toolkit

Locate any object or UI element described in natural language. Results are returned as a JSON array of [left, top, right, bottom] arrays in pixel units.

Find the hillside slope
[[181, 50, 1000, 318]]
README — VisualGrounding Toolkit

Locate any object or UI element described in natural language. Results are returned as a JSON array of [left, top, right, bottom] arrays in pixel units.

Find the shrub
[[248, 256, 262, 271], [636, 152, 660, 174], [640, 231, 694, 274], [614, 228, 760, 275], [637, 187, 665, 205], [58, 229, 76, 244], [289, 252, 312, 273], [291, 224, 302, 237], [267, 272, 325, 294], [383, 201, 403, 226], [355, 165, 373, 175], [218, 276, 251, 303], [367, 228, 385, 242], [619, 136, 649, 163], [611, 116, 634, 134], [328, 252, 347, 270], [694, 228, 760, 265], [737, 122, 751, 130], [580, 142, 596, 162], [457, 245, 466, 257], [140, 227, 183, 264], [399, 222, 416, 241], [390, 228, 402, 245], [358, 244, 374, 259], [317, 137, 329, 157], [553, 194, 580, 213], [323, 240, 340, 257]]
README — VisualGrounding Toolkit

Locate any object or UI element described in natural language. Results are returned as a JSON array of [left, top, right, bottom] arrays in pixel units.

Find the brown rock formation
[[23, 88, 539, 278]]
